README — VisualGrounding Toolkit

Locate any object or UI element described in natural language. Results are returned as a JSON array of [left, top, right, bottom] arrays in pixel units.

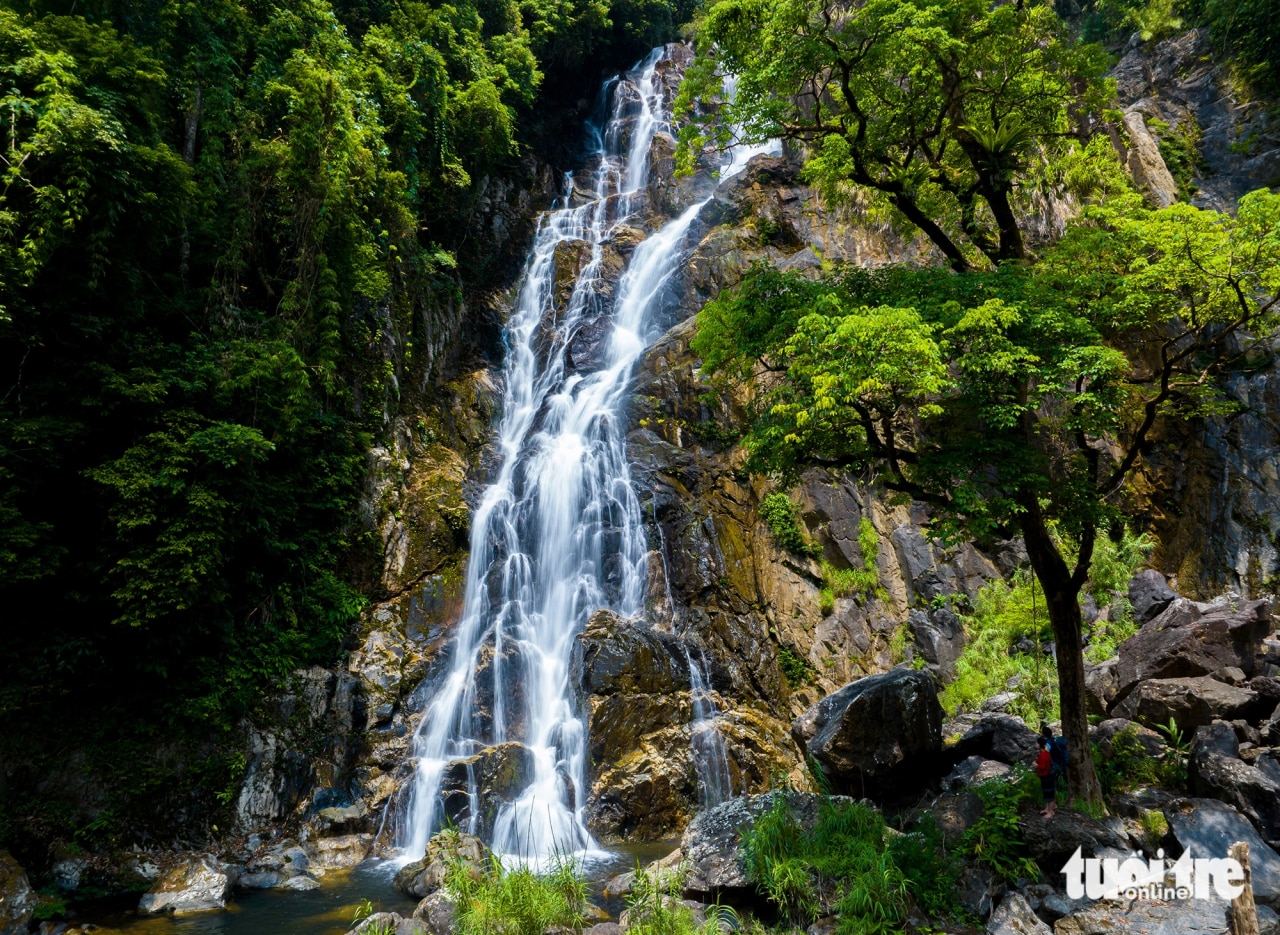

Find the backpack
[[1049, 736, 1069, 776]]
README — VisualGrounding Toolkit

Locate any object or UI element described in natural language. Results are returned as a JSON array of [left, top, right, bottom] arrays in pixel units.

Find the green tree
[[693, 191, 1280, 804], [676, 0, 1113, 271]]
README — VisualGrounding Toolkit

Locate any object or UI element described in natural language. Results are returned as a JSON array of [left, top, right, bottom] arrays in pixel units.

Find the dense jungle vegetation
[[0, 0, 692, 859]]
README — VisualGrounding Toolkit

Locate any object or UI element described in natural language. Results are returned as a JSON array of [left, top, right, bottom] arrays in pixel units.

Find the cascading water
[[684, 648, 733, 809], [392, 47, 712, 864]]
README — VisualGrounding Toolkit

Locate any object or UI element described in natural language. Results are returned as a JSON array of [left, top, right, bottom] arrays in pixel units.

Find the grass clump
[[819, 518, 884, 615], [624, 864, 734, 935], [741, 795, 959, 933], [760, 493, 820, 558], [447, 855, 587, 935], [1096, 723, 1187, 796]]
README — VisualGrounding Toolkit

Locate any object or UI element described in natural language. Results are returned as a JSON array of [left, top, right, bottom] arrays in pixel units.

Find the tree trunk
[[1018, 512, 1105, 807]]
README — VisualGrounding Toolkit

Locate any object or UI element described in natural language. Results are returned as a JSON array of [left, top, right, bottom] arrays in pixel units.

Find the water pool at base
[[84, 841, 677, 934]]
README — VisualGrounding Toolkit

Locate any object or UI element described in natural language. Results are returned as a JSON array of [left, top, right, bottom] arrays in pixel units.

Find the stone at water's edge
[[0, 851, 35, 935], [138, 855, 235, 915], [393, 831, 488, 900], [791, 668, 943, 796]]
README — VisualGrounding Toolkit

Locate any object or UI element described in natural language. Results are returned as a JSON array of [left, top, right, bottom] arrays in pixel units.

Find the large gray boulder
[[680, 792, 844, 900], [1189, 722, 1280, 845], [1054, 892, 1230, 935], [1113, 675, 1264, 733], [985, 891, 1050, 935], [138, 855, 236, 915], [0, 851, 34, 935], [1112, 598, 1272, 708], [792, 669, 943, 793], [1167, 798, 1280, 909], [1017, 810, 1130, 878], [947, 714, 1041, 768], [1128, 570, 1177, 625]]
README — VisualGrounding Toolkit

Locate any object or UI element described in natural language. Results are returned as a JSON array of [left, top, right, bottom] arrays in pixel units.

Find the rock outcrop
[[1167, 798, 1280, 908], [1188, 721, 1280, 845], [138, 855, 236, 915], [393, 831, 487, 900], [0, 852, 34, 935], [791, 669, 944, 795]]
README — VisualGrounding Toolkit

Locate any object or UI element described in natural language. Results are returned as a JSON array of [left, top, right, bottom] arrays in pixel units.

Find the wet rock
[[1188, 722, 1280, 844], [437, 742, 536, 838], [1129, 570, 1178, 625], [307, 834, 372, 873], [1114, 676, 1263, 733], [412, 891, 456, 935], [1017, 811, 1130, 878], [138, 855, 235, 915], [576, 611, 692, 696], [791, 669, 943, 795], [0, 851, 35, 935], [394, 831, 488, 899], [985, 891, 1049, 935], [1166, 798, 1280, 908], [1111, 598, 1272, 709]]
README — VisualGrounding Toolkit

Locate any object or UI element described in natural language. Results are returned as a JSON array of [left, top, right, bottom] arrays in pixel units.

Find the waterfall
[[392, 47, 708, 865], [685, 648, 733, 809]]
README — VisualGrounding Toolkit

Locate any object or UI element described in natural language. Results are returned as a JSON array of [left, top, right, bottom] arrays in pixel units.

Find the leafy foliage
[[677, 0, 1114, 270], [959, 772, 1041, 883], [759, 491, 819, 557]]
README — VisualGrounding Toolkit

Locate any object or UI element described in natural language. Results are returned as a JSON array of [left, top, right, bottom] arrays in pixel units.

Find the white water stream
[[392, 47, 760, 865]]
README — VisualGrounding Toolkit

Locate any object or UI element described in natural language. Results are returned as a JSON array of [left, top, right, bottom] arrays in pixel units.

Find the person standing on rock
[[1036, 736, 1057, 818]]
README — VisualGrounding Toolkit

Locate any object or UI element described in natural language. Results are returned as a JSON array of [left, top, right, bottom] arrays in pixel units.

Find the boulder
[[1189, 722, 1280, 844], [957, 862, 1004, 920], [985, 891, 1050, 935], [394, 831, 488, 900], [138, 855, 235, 915], [1017, 810, 1130, 877], [0, 851, 35, 935], [791, 669, 943, 794], [929, 791, 984, 842], [1090, 718, 1168, 759], [1128, 570, 1177, 625], [412, 892, 456, 935], [680, 792, 842, 899], [943, 756, 1011, 790], [1054, 891, 1230, 935], [307, 834, 372, 872], [1084, 658, 1120, 719], [910, 607, 966, 683], [1115, 675, 1265, 734], [947, 714, 1041, 768], [1166, 798, 1280, 908], [349, 912, 419, 935], [1112, 598, 1272, 707]]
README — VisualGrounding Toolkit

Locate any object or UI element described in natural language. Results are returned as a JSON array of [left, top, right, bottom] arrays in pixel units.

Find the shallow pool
[[83, 841, 679, 934]]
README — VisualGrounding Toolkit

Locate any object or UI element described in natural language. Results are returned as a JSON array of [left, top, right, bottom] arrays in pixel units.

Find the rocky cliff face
[[223, 31, 1280, 859]]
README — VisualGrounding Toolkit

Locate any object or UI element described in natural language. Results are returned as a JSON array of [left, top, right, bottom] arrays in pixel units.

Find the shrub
[[959, 772, 1040, 883], [759, 493, 820, 557], [778, 644, 816, 689], [818, 517, 884, 615], [740, 795, 950, 932], [623, 864, 728, 935], [447, 855, 587, 935]]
